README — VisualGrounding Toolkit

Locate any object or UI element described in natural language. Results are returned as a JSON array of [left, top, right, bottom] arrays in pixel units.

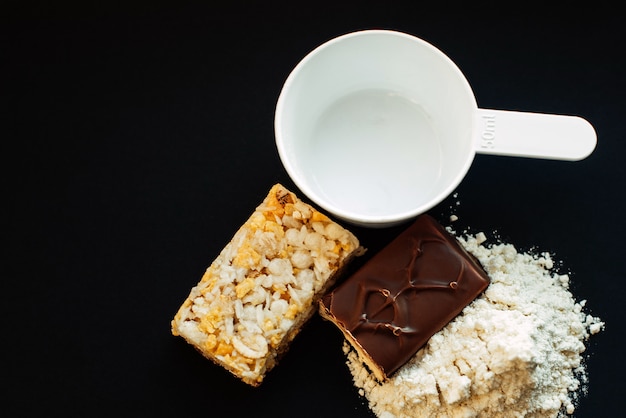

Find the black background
[[3, 2, 623, 417]]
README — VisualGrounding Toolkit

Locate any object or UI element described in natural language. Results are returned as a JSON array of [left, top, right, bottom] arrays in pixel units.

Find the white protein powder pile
[[345, 230, 604, 418]]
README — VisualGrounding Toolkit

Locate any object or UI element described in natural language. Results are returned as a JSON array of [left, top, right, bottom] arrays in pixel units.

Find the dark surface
[[3, 2, 623, 417]]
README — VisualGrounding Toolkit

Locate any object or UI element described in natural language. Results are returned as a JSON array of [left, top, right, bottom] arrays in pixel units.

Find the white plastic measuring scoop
[[274, 30, 597, 227]]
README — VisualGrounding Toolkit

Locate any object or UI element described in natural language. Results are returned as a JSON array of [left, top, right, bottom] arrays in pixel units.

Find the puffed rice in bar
[[171, 183, 364, 386]]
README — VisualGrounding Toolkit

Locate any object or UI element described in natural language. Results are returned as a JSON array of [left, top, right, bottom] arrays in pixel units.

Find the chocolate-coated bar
[[319, 214, 490, 380]]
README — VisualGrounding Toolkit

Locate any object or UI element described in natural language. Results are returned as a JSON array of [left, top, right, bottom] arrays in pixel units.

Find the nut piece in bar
[[319, 214, 490, 381], [172, 183, 364, 386]]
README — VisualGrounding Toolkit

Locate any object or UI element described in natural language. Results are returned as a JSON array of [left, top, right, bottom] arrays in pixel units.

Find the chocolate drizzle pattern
[[320, 215, 490, 380], [355, 236, 465, 337]]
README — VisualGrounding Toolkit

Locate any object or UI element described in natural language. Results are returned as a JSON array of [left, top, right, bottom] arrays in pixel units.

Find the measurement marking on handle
[[480, 113, 496, 149]]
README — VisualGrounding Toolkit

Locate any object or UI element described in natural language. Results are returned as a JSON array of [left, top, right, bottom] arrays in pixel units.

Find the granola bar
[[171, 183, 364, 386]]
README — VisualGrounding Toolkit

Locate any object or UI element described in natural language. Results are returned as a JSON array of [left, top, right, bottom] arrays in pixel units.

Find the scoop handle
[[474, 108, 597, 161]]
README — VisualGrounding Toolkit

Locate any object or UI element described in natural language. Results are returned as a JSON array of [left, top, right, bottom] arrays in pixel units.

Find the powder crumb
[[345, 231, 604, 418], [475, 231, 487, 245], [589, 321, 603, 335]]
